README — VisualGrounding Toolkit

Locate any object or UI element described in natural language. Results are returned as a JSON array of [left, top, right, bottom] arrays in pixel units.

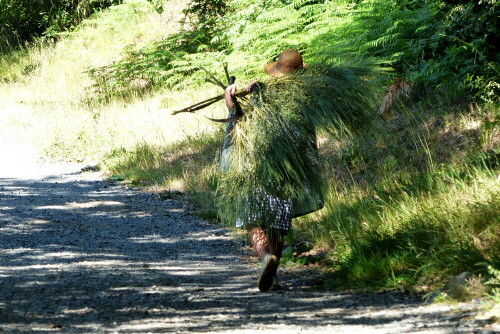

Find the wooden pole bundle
[[171, 90, 251, 115], [171, 63, 250, 116]]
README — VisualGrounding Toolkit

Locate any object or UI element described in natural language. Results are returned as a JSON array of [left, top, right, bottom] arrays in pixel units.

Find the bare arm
[[246, 81, 258, 92], [225, 83, 237, 110], [225, 81, 258, 110]]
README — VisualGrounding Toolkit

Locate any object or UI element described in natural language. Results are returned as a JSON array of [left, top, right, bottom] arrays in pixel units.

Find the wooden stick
[[205, 78, 221, 87], [223, 63, 230, 84], [171, 90, 251, 115], [171, 63, 253, 115], [205, 114, 243, 123], [199, 66, 225, 89]]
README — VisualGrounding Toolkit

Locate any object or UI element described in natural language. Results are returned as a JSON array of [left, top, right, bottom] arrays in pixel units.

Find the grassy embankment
[[0, 0, 498, 299], [0, 0, 222, 202]]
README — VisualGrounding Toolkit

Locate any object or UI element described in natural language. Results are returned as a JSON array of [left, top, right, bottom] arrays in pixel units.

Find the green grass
[[102, 131, 223, 218], [0, 0, 225, 163], [291, 100, 499, 291]]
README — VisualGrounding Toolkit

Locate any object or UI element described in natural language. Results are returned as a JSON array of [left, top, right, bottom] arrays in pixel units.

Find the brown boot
[[270, 276, 282, 290], [258, 254, 279, 292]]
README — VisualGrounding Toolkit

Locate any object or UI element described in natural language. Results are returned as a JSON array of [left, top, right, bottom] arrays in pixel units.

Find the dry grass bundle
[[216, 64, 379, 226]]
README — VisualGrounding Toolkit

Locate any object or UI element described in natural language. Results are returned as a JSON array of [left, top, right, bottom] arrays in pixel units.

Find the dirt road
[[0, 125, 497, 333]]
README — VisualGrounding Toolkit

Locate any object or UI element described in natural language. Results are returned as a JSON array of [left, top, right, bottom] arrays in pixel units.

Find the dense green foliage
[[308, 107, 500, 290], [0, 0, 123, 50], [88, 0, 498, 292], [89, 0, 499, 103]]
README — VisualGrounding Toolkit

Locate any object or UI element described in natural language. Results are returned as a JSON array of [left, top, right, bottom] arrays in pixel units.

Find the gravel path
[[0, 125, 498, 333]]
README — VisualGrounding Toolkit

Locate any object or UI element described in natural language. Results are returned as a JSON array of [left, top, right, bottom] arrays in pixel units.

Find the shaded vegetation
[[89, 0, 499, 102], [295, 96, 499, 290], [0, 0, 125, 51]]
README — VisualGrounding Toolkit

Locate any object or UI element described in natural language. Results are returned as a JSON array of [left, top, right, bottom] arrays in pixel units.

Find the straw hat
[[264, 49, 306, 77]]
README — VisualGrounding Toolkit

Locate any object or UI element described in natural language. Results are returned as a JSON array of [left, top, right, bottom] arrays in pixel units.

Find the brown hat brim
[[264, 61, 308, 78], [264, 61, 285, 78]]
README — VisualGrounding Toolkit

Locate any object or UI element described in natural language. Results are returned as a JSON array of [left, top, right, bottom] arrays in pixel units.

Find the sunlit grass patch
[[0, 0, 223, 163], [103, 130, 223, 218], [294, 99, 499, 291], [307, 168, 499, 291]]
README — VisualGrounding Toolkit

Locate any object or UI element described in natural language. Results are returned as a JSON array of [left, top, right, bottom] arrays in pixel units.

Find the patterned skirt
[[235, 190, 293, 234]]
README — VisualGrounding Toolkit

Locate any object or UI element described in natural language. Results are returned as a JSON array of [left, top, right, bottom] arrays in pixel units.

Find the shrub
[[0, 0, 123, 50]]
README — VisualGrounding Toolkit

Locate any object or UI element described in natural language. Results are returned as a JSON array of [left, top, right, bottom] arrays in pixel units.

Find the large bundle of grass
[[217, 64, 379, 228]]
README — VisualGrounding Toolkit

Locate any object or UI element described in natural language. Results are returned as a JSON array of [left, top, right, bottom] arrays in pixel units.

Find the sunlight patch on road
[[36, 200, 126, 210], [60, 307, 95, 315], [128, 234, 177, 244], [0, 219, 51, 233]]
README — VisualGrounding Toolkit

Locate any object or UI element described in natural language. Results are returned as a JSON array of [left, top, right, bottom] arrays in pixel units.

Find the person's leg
[[249, 227, 284, 259], [267, 231, 284, 290], [249, 227, 269, 260], [267, 232, 284, 262], [249, 227, 279, 292]]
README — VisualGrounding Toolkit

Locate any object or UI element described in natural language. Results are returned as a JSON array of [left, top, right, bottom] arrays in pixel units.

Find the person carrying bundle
[[220, 49, 325, 292], [171, 47, 377, 292]]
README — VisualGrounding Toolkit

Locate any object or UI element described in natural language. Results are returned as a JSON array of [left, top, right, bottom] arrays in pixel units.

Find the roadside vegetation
[[0, 0, 498, 300]]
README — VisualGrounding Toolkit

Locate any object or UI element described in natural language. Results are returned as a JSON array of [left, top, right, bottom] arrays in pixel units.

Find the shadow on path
[[0, 173, 493, 333]]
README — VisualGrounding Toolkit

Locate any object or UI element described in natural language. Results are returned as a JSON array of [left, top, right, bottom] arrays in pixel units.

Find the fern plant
[[86, 0, 499, 103], [485, 265, 500, 303]]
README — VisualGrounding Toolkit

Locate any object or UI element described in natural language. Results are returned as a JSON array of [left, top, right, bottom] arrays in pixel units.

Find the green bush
[[87, 0, 499, 103], [0, 0, 123, 50]]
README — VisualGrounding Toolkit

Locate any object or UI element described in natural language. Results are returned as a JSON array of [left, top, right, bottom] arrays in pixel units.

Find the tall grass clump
[[103, 131, 223, 218], [291, 98, 499, 290], [216, 64, 379, 227]]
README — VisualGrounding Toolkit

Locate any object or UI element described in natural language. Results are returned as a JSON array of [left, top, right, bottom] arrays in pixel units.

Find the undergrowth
[[291, 100, 499, 291], [102, 131, 223, 219]]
